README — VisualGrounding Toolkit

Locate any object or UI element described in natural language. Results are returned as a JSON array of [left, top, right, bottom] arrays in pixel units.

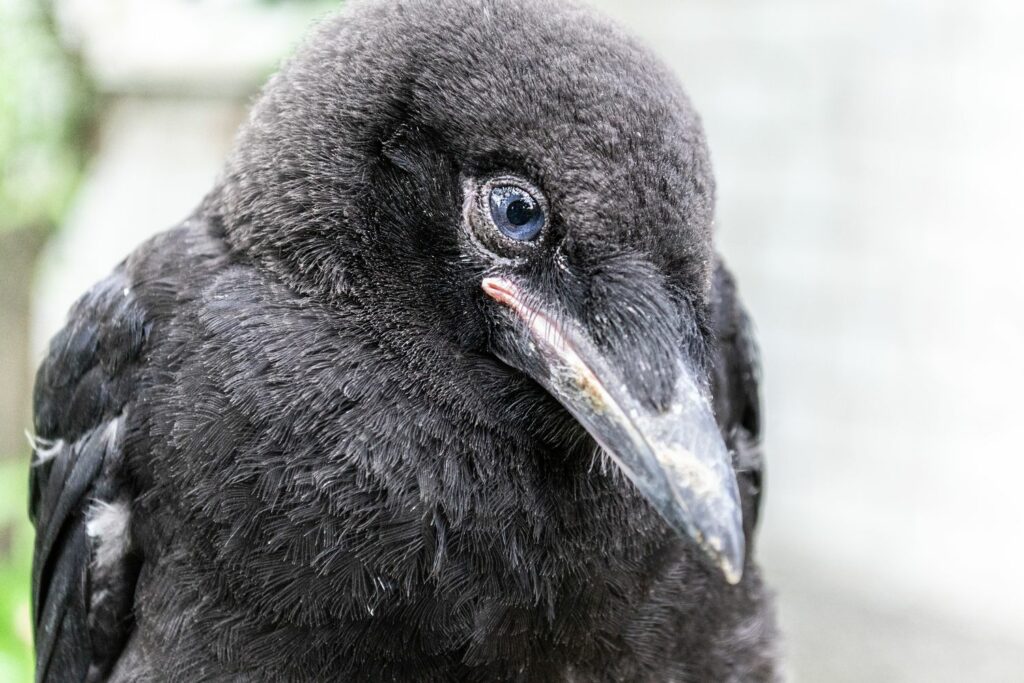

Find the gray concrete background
[[34, 0, 1024, 680]]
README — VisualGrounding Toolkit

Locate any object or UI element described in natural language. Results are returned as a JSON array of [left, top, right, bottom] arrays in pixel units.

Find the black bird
[[29, 0, 777, 680]]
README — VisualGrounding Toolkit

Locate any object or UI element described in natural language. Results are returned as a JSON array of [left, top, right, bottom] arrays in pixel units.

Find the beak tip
[[720, 556, 744, 585], [700, 525, 746, 585]]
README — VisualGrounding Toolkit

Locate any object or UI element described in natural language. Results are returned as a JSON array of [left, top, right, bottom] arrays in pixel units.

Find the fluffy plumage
[[30, 0, 778, 680]]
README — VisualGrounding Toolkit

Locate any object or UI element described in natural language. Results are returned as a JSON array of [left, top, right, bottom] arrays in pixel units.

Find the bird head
[[210, 0, 744, 584]]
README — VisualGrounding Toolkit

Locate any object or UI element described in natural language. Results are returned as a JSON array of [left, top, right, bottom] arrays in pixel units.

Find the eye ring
[[466, 175, 549, 255]]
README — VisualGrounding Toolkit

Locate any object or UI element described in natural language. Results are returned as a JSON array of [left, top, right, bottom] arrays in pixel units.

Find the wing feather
[[30, 270, 146, 683], [709, 260, 766, 541]]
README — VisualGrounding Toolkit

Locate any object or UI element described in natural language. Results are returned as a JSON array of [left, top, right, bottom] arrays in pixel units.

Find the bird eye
[[488, 184, 545, 241]]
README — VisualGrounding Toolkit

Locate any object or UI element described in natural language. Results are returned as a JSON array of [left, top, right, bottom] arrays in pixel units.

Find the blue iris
[[488, 185, 545, 241]]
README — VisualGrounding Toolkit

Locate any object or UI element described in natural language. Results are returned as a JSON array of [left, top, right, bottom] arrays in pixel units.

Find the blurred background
[[1, 0, 1022, 680]]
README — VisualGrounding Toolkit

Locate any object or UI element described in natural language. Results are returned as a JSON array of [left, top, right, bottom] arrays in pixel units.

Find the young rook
[[30, 0, 778, 680]]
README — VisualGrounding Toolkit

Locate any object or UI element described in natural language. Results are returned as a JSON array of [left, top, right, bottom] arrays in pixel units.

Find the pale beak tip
[[720, 556, 744, 586], [698, 523, 745, 585]]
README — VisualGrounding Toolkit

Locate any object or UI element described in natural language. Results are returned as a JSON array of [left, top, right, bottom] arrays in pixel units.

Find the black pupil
[[506, 198, 536, 226]]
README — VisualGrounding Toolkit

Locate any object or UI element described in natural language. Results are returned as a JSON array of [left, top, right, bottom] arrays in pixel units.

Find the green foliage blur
[[1, 0, 94, 679], [0, 459, 33, 682], [0, 0, 93, 235]]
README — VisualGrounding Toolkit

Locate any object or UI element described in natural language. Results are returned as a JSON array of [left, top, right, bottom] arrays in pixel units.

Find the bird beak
[[482, 276, 745, 584]]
